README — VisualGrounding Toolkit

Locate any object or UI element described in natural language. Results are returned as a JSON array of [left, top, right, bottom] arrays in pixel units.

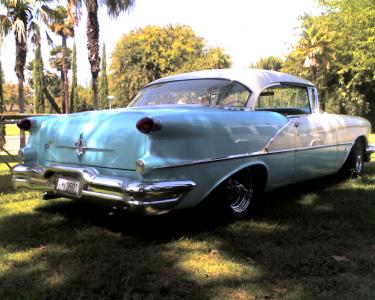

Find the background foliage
[[109, 25, 232, 107], [281, 0, 375, 124], [0, 0, 374, 126]]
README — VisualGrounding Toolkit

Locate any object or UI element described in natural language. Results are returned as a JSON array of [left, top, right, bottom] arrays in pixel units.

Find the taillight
[[136, 117, 162, 134], [17, 119, 32, 131]]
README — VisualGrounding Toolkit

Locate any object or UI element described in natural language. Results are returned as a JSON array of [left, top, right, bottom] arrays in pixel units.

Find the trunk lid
[[39, 109, 147, 170]]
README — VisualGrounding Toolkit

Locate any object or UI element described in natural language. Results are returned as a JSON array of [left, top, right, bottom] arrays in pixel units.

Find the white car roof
[[148, 69, 315, 93]]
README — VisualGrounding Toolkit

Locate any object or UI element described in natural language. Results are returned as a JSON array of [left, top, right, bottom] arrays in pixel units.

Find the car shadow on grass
[[1, 167, 375, 299], [33, 170, 365, 240]]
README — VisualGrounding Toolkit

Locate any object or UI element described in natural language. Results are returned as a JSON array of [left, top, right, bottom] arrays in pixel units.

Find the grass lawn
[[1, 155, 375, 299]]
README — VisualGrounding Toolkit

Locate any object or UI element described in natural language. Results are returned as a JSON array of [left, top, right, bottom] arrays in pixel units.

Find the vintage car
[[12, 69, 374, 219]]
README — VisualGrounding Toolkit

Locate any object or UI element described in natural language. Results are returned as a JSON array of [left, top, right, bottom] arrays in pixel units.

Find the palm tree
[[49, 6, 74, 113], [301, 24, 335, 83], [0, 0, 54, 146], [67, 0, 135, 110]]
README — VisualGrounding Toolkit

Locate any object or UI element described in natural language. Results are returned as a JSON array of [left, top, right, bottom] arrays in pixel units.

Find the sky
[[0, 0, 319, 86]]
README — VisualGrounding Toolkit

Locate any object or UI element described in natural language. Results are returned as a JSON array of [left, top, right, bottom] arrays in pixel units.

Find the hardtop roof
[[147, 69, 315, 93]]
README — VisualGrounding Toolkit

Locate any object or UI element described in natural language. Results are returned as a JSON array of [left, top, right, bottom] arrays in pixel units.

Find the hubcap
[[226, 174, 253, 214], [355, 153, 363, 173]]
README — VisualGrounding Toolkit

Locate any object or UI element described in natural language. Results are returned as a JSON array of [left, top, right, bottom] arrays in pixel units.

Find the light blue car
[[12, 69, 374, 219]]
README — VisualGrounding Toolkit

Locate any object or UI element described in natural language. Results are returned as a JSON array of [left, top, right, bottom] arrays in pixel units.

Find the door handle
[[294, 121, 300, 128]]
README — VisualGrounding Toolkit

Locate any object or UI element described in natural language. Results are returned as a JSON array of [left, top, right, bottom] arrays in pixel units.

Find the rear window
[[128, 79, 251, 107]]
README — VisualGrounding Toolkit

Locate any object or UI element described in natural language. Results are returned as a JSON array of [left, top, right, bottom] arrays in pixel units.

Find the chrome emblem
[[75, 133, 88, 161]]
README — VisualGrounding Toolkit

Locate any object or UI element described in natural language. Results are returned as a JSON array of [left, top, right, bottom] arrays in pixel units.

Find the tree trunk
[[92, 76, 99, 109], [311, 65, 317, 84], [43, 84, 61, 114], [15, 31, 27, 148], [86, 0, 100, 110], [60, 69, 66, 113], [61, 35, 70, 113]]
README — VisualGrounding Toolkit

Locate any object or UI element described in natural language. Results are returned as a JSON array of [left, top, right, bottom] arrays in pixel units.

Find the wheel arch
[[203, 161, 269, 201], [339, 135, 368, 176], [349, 135, 368, 159], [355, 135, 368, 163], [357, 135, 368, 148]]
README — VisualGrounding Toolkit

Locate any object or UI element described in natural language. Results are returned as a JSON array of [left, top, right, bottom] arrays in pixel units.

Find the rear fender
[[201, 160, 269, 201]]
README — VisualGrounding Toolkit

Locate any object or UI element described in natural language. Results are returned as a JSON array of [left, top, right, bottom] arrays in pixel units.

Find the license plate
[[55, 177, 81, 196]]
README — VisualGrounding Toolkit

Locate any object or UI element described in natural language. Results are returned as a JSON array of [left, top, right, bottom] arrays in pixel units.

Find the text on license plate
[[56, 177, 81, 195]]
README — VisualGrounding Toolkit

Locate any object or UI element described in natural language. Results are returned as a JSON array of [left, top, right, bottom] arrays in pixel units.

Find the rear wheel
[[218, 169, 256, 220]]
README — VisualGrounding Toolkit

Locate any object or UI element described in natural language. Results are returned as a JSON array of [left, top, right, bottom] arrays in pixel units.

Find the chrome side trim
[[153, 151, 266, 169], [294, 143, 350, 152], [12, 164, 195, 215], [153, 142, 354, 170], [263, 120, 293, 153]]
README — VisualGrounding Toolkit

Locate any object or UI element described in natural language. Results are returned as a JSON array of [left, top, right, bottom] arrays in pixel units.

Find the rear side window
[[256, 85, 311, 115]]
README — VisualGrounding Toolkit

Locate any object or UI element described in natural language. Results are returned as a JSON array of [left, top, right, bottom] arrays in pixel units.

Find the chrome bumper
[[366, 144, 375, 162], [12, 164, 195, 215]]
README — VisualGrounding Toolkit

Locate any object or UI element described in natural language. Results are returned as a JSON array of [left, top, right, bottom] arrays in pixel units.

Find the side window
[[256, 85, 311, 115]]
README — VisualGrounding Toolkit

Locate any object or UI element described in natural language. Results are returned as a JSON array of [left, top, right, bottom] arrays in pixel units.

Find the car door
[[293, 87, 338, 181], [256, 84, 338, 183]]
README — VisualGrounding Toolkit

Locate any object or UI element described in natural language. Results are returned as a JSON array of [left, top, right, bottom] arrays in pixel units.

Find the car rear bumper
[[12, 164, 195, 215]]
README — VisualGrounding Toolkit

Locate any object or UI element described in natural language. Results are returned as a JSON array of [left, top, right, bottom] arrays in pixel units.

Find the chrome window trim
[[263, 120, 294, 153], [253, 83, 312, 114]]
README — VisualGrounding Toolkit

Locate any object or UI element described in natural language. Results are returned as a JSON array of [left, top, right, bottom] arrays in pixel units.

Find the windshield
[[128, 79, 251, 107]]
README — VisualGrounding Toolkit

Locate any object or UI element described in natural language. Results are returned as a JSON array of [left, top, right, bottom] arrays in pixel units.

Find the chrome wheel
[[341, 139, 365, 177], [225, 170, 254, 216], [355, 153, 363, 174], [351, 140, 364, 175]]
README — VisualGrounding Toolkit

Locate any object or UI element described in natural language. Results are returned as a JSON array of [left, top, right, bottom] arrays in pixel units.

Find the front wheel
[[341, 139, 365, 177]]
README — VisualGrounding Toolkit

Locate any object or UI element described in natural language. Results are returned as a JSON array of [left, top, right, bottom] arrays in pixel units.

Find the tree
[[49, 46, 73, 71], [70, 41, 78, 113], [0, 0, 54, 146], [42, 71, 61, 113], [49, 45, 72, 112], [49, 6, 74, 113], [67, 0, 135, 110], [2, 82, 33, 111], [282, 0, 375, 123], [77, 85, 92, 111], [32, 45, 45, 113], [251, 56, 284, 71], [0, 60, 4, 112], [323, 0, 375, 119], [0, 60, 5, 148], [99, 43, 108, 109], [300, 21, 334, 84], [26, 61, 62, 114], [110, 25, 232, 106]]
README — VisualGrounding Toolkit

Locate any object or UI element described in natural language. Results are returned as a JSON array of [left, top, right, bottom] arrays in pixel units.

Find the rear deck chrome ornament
[[75, 133, 88, 161]]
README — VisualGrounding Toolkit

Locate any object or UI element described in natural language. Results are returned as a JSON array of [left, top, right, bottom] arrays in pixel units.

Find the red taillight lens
[[136, 117, 162, 134], [17, 119, 32, 131]]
